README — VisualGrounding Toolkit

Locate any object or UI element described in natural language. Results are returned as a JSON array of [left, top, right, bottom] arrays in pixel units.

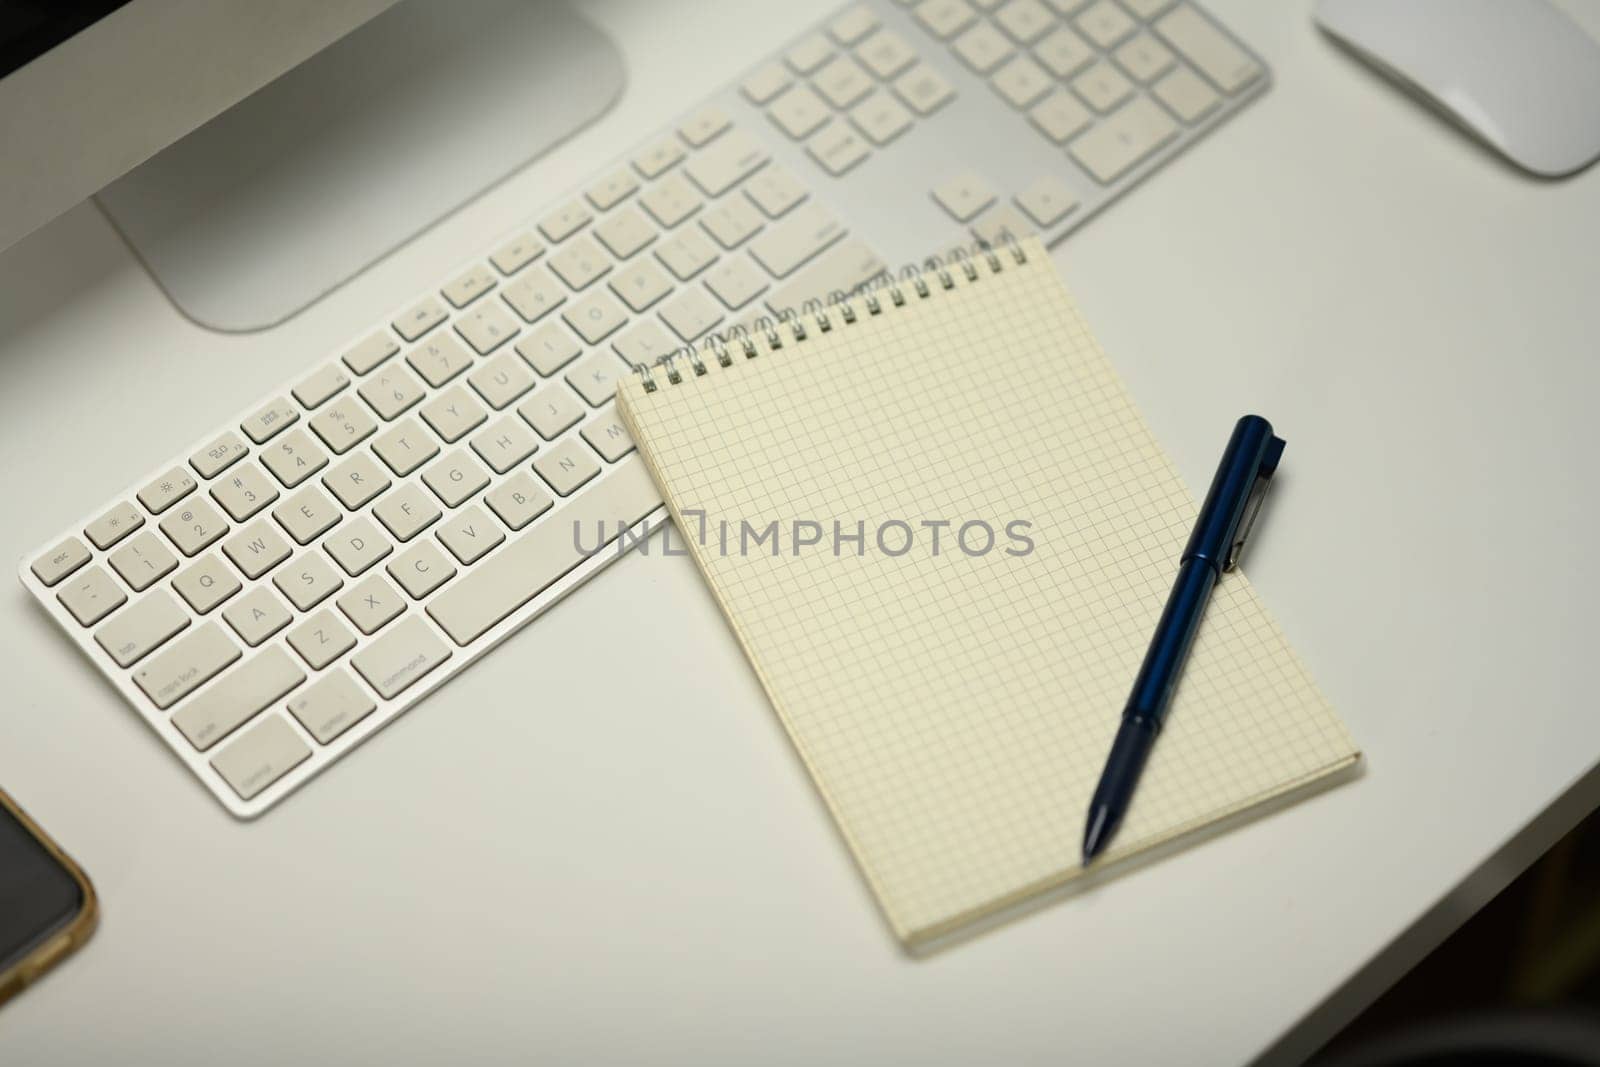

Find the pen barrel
[[1122, 558, 1217, 729]]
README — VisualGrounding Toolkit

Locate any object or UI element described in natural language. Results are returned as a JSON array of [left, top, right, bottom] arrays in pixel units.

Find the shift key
[[748, 203, 846, 278], [133, 622, 240, 710]]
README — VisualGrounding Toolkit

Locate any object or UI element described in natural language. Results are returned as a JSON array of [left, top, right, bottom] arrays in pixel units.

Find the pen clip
[[1224, 435, 1285, 573]]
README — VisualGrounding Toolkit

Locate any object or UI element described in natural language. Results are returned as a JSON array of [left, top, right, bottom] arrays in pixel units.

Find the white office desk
[[2, 2, 1597, 1062]]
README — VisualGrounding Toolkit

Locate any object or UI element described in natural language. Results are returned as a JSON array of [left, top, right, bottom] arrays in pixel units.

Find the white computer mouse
[[1315, 0, 1600, 177]]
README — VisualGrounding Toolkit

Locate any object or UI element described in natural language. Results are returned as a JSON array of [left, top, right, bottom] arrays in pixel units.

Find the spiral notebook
[[616, 238, 1359, 947]]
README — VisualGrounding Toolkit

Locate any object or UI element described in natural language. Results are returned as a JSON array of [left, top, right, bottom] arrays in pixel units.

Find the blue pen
[[1081, 415, 1286, 865]]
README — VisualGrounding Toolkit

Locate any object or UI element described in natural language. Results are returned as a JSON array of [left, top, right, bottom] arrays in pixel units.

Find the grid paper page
[[618, 239, 1359, 945]]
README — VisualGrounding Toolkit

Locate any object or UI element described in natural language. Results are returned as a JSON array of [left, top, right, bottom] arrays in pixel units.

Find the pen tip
[[1082, 805, 1111, 867]]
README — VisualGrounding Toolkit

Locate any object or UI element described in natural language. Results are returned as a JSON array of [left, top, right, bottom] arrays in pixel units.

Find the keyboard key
[[1030, 90, 1094, 142], [608, 258, 674, 313], [830, 5, 880, 44], [893, 63, 955, 116], [288, 609, 357, 669], [785, 33, 834, 74], [96, 589, 189, 668], [933, 173, 997, 222], [954, 23, 1013, 72], [341, 333, 399, 376], [484, 472, 554, 531], [501, 265, 567, 323], [1069, 95, 1178, 182], [741, 61, 792, 105], [743, 166, 808, 220], [308, 403, 377, 455], [240, 398, 300, 444], [337, 574, 406, 635], [533, 438, 602, 496], [138, 467, 197, 515], [655, 227, 719, 281], [705, 256, 770, 311], [190, 431, 249, 479], [272, 550, 344, 612], [351, 616, 452, 698], [564, 351, 630, 406], [1016, 175, 1081, 227], [585, 170, 639, 212], [223, 587, 292, 646], [1035, 25, 1095, 77], [31, 537, 90, 586], [992, 55, 1052, 108], [659, 287, 726, 343], [593, 206, 658, 260], [324, 516, 393, 577], [768, 85, 831, 140], [685, 130, 770, 197], [914, 0, 976, 39], [806, 122, 870, 175], [1154, 64, 1220, 121], [562, 290, 630, 345], [211, 463, 280, 522], [678, 105, 730, 147], [1072, 60, 1135, 112], [159, 497, 230, 556], [638, 174, 703, 228], [323, 453, 391, 510], [997, 0, 1053, 42], [632, 136, 685, 179], [359, 366, 427, 420], [260, 428, 329, 488], [548, 235, 612, 292], [442, 264, 497, 309], [293, 363, 352, 410], [849, 92, 914, 146], [749, 202, 847, 277], [971, 204, 1035, 246], [84, 501, 145, 551], [56, 565, 126, 626], [420, 385, 488, 444], [1155, 4, 1260, 93], [1114, 32, 1176, 82], [857, 30, 917, 78], [515, 322, 582, 376], [815, 56, 874, 109], [173, 646, 304, 752], [173, 553, 241, 614], [273, 486, 342, 546], [422, 450, 490, 508], [468, 352, 536, 409], [438, 504, 505, 566], [518, 386, 587, 440], [612, 320, 680, 367], [581, 415, 636, 462], [427, 456, 660, 646], [388, 540, 457, 600], [1077, 0, 1136, 47], [287, 669, 377, 744], [455, 301, 520, 356], [392, 295, 447, 342], [210, 714, 311, 801], [469, 415, 540, 474], [372, 417, 440, 477], [490, 232, 544, 275], [132, 621, 240, 710], [538, 199, 593, 242], [109, 531, 178, 592], [762, 238, 888, 315], [224, 519, 293, 578]]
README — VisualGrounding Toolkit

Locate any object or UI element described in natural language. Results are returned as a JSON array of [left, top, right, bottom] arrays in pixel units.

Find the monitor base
[[96, 0, 624, 333]]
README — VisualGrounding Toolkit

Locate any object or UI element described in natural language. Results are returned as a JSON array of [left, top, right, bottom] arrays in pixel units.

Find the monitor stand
[[96, 0, 623, 333]]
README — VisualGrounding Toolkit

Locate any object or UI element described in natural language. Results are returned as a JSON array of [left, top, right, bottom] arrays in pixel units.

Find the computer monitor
[[0, 0, 623, 332]]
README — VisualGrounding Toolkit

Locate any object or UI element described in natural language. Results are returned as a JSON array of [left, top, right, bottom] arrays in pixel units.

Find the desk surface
[[2, 2, 1597, 1063]]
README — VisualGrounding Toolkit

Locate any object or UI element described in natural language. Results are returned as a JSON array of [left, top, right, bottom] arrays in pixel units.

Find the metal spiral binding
[[632, 235, 1027, 393]]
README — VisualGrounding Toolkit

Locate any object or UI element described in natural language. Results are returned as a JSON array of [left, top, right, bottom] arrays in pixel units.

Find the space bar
[[427, 456, 661, 646]]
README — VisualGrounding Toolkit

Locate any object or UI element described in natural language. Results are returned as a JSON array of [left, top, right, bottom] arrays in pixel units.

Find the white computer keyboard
[[19, 0, 1269, 817]]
